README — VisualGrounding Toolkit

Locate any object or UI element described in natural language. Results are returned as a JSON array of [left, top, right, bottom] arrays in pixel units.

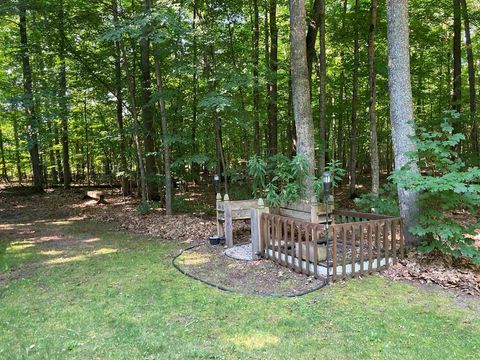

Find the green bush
[[390, 112, 480, 263], [354, 183, 400, 216]]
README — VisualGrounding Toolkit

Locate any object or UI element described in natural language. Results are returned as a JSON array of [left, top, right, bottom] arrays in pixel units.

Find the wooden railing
[[259, 211, 404, 281]]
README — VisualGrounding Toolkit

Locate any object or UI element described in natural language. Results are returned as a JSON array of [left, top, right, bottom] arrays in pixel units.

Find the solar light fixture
[[322, 171, 332, 195], [213, 174, 221, 194]]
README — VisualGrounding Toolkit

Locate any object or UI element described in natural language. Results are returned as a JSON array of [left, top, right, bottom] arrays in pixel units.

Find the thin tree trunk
[[264, 0, 270, 153], [337, 0, 348, 169], [452, 0, 462, 118], [267, 0, 278, 157], [252, 0, 261, 156], [387, 0, 420, 245], [368, 0, 380, 195], [140, 0, 159, 200], [289, 0, 316, 202], [306, 0, 323, 78], [47, 121, 58, 184], [120, 44, 147, 202], [19, 3, 42, 192], [153, 43, 173, 215], [0, 129, 8, 182], [349, 0, 360, 197], [461, 0, 477, 157], [112, 0, 130, 196], [191, 0, 200, 183], [58, 0, 71, 188], [317, 0, 326, 172], [13, 115, 22, 184]]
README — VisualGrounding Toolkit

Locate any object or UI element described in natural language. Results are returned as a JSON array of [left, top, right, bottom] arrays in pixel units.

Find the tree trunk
[[289, 0, 316, 202], [452, 0, 462, 118], [153, 43, 173, 215], [58, 0, 71, 189], [19, 3, 42, 192], [387, 0, 420, 245], [12, 115, 22, 184], [267, 0, 278, 157], [0, 129, 8, 182], [112, 0, 130, 196], [140, 0, 159, 201], [461, 0, 477, 157], [47, 121, 58, 184], [337, 0, 348, 169], [306, 0, 323, 78], [252, 0, 261, 156], [317, 0, 326, 172], [368, 0, 380, 196], [191, 0, 200, 183], [120, 43, 147, 202], [349, 0, 360, 197]]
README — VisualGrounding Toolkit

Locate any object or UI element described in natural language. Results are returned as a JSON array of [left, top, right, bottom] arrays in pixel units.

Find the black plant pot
[[208, 236, 222, 245]]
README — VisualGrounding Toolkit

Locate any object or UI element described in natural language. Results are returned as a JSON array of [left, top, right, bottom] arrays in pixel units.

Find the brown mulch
[[382, 250, 480, 297]]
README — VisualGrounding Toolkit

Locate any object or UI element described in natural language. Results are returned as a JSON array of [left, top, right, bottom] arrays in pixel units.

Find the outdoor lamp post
[[213, 174, 221, 194], [322, 171, 332, 283]]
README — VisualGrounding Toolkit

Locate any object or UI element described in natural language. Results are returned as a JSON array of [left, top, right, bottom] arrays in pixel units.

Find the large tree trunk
[[368, 0, 380, 195], [252, 0, 261, 156], [461, 0, 477, 157], [267, 0, 278, 157], [112, 0, 130, 196], [452, 0, 462, 119], [387, 0, 420, 245], [153, 43, 173, 215], [349, 0, 360, 197], [58, 0, 71, 188], [289, 0, 316, 202], [317, 0, 326, 171], [140, 0, 159, 201], [19, 4, 42, 192]]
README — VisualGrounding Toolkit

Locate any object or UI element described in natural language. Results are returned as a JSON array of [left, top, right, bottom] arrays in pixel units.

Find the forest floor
[[1, 185, 480, 358]]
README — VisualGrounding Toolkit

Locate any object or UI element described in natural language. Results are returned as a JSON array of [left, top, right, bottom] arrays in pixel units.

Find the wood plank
[[383, 221, 389, 268], [351, 224, 356, 278], [305, 224, 311, 276], [359, 223, 364, 276], [298, 225, 304, 274], [376, 222, 381, 269], [313, 226, 319, 278], [342, 226, 347, 279], [399, 221, 405, 259], [367, 223, 373, 274], [283, 219, 288, 267], [332, 225, 337, 281], [290, 221, 295, 271], [392, 220, 397, 264]]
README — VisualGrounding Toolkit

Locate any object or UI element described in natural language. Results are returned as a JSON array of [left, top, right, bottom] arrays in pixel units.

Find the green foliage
[[247, 155, 266, 196], [136, 200, 160, 215], [391, 113, 480, 263], [354, 183, 400, 216], [313, 159, 346, 199]]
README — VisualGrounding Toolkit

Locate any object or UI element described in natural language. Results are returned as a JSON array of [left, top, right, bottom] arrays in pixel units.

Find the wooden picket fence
[[259, 210, 404, 281]]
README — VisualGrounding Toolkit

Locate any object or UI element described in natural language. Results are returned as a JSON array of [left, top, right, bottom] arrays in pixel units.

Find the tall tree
[[267, 0, 278, 157], [0, 128, 8, 181], [252, 0, 261, 156], [368, 0, 379, 195], [19, 2, 42, 191], [349, 0, 360, 197], [58, 0, 72, 188], [153, 43, 173, 215], [306, 0, 323, 78], [112, 0, 130, 196], [461, 0, 477, 156], [140, 0, 159, 200], [289, 0, 316, 201], [452, 0, 462, 118], [387, 0, 420, 245], [316, 0, 326, 171]]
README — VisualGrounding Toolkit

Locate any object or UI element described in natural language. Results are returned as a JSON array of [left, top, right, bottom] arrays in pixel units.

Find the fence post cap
[[216, 193, 222, 201], [257, 198, 264, 208], [223, 194, 230, 201]]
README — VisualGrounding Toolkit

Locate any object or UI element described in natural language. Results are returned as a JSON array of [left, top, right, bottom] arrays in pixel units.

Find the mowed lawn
[[1, 218, 479, 359]]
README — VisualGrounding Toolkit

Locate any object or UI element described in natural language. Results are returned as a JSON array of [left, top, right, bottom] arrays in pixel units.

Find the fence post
[[251, 198, 268, 259], [216, 193, 224, 237], [223, 194, 234, 248]]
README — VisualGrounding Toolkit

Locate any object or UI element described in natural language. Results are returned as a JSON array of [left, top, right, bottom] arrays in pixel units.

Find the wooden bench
[[216, 194, 264, 248]]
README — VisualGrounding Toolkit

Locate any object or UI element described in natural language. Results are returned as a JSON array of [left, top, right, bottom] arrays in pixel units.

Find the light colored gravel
[[224, 243, 253, 261]]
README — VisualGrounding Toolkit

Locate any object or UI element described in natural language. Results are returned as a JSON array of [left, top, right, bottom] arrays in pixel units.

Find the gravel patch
[[224, 243, 253, 261]]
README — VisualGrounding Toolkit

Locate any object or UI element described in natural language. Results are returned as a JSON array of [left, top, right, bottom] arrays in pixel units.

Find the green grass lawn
[[1, 219, 479, 359]]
